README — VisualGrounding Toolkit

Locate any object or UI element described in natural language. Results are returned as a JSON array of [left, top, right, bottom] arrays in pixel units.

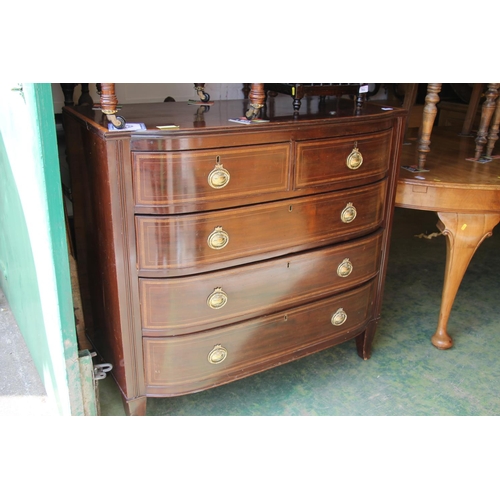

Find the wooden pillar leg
[[432, 212, 500, 349], [60, 83, 77, 106], [401, 83, 418, 143], [99, 83, 125, 129], [246, 83, 266, 119], [460, 83, 484, 136], [194, 83, 210, 103], [417, 83, 442, 169], [474, 83, 500, 160], [485, 92, 500, 158]]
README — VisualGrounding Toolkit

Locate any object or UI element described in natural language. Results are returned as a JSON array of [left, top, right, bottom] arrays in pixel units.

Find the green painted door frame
[[0, 83, 84, 415]]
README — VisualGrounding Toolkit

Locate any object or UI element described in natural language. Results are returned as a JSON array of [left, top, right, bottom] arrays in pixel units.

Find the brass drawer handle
[[346, 143, 363, 170], [208, 344, 228, 364], [337, 258, 353, 278], [207, 287, 228, 309], [208, 156, 230, 189], [207, 226, 229, 250], [331, 308, 347, 326], [341, 202, 357, 223]]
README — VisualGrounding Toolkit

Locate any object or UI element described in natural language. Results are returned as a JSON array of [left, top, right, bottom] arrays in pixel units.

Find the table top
[[396, 127, 500, 213]]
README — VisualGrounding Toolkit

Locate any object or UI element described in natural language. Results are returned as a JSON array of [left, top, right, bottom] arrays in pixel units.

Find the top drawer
[[295, 129, 392, 190], [132, 143, 290, 212]]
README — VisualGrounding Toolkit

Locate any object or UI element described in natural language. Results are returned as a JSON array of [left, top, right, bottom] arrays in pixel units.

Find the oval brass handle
[[340, 203, 357, 223], [208, 160, 230, 189], [331, 308, 347, 327], [346, 146, 363, 170], [207, 227, 229, 250], [208, 344, 228, 364], [207, 287, 228, 309], [337, 258, 353, 278]]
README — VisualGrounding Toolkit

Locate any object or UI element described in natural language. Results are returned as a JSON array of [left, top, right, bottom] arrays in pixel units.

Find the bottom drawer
[[144, 279, 376, 396]]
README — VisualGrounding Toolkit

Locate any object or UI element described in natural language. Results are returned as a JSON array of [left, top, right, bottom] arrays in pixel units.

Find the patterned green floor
[[98, 208, 500, 416]]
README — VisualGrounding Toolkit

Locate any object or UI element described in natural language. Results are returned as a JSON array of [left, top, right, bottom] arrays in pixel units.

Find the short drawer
[[135, 179, 387, 276], [140, 231, 383, 335], [132, 143, 290, 211], [295, 129, 392, 190], [144, 279, 376, 396]]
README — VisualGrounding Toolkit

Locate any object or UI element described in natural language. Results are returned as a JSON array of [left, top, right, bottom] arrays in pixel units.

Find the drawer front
[[132, 143, 291, 210], [295, 129, 392, 190], [144, 280, 376, 396], [140, 231, 383, 335], [136, 179, 387, 276]]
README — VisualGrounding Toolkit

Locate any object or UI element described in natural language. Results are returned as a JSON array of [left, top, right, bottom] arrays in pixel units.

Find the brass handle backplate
[[207, 287, 228, 309], [341, 202, 357, 223], [208, 156, 230, 189], [208, 227, 229, 250], [331, 308, 347, 326], [208, 344, 228, 364], [337, 258, 353, 278], [346, 143, 363, 170]]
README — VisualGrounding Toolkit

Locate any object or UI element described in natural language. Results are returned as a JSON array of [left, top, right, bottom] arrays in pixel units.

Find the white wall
[[51, 83, 246, 113]]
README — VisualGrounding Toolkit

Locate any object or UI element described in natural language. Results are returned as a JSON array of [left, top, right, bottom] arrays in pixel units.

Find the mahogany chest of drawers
[[63, 97, 405, 415]]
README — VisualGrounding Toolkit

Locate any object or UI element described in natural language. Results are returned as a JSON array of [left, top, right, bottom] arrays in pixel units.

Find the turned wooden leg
[[293, 98, 302, 111], [60, 83, 77, 106], [485, 91, 500, 158], [100, 83, 125, 129], [123, 395, 147, 416], [460, 83, 484, 136], [432, 212, 500, 349], [78, 83, 93, 106], [401, 83, 418, 143], [246, 83, 266, 119], [194, 83, 210, 102], [417, 83, 442, 169], [474, 83, 500, 160]]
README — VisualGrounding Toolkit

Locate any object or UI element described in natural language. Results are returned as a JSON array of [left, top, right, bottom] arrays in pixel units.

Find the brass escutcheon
[[346, 143, 363, 170], [207, 227, 229, 250], [331, 308, 347, 326], [337, 258, 353, 278], [208, 156, 230, 189], [341, 202, 357, 223], [207, 287, 228, 309], [208, 344, 228, 364]]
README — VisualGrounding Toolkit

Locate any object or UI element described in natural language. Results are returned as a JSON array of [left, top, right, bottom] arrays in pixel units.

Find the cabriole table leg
[[432, 212, 500, 349]]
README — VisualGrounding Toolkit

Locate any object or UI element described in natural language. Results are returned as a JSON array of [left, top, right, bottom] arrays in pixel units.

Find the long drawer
[[143, 279, 376, 396], [135, 179, 387, 276], [139, 231, 383, 336], [132, 143, 291, 211]]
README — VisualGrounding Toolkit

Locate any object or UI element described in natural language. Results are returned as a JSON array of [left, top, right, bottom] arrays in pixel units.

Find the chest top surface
[[64, 96, 405, 148]]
